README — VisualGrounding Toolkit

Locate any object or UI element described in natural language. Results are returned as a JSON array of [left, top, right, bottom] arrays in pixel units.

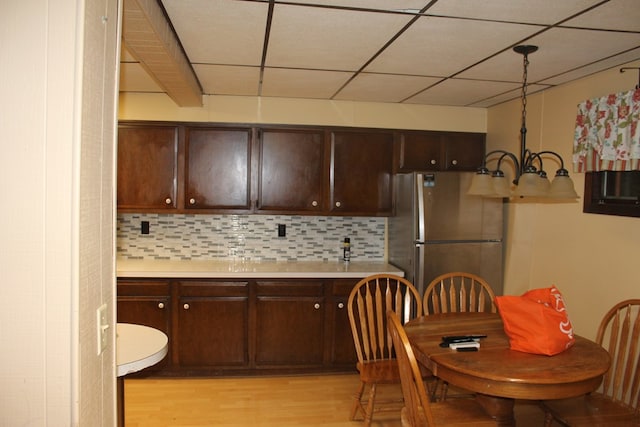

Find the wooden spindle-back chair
[[347, 274, 424, 427], [542, 299, 640, 426], [423, 272, 497, 315]]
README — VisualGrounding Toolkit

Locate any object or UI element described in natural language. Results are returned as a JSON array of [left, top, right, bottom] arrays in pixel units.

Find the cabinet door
[[330, 131, 394, 215], [398, 130, 486, 172], [442, 131, 486, 171], [397, 131, 442, 171], [185, 127, 252, 210], [255, 281, 325, 367], [257, 128, 325, 213], [117, 280, 172, 371], [328, 279, 358, 368], [177, 281, 249, 368], [117, 125, 179, 210]]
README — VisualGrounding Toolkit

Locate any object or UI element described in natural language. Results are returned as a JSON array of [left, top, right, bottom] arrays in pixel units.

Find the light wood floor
[[124, 373, 558, 426]]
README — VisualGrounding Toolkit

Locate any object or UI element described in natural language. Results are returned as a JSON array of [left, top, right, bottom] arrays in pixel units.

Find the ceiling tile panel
[[193, 64, 261, 96], [365, 16, 539, 76], [427, 0, 604, 25], [261, 68, 353, 99], [539, 47, 640, 86], [334, 73, 442, 103], [564, 0, 640, 31], [278, 0, 431, 11], [406, 78, 522, 106], [161, 0, 268, 65], [266, 4, 415, 70], [469, 84, 550, 108]]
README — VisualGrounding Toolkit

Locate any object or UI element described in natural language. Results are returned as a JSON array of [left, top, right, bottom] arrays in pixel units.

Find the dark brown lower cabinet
[[176, 281, 249, 369], [116, 277, 358, 376], [255, 280, 325, 367]]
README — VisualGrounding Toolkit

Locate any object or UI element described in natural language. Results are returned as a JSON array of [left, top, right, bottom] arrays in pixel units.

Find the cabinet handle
[[451, 159, 458, 165], [335, 201, 341, 208], [314, 303, 321, 310], [337, 302, 344, 309], [165, 198, 172, 205], [158, 302, 165, 309], [311, 200, 318, 207], [430, 159, 437, 165], [189, 198, 196, 205], [183, 303, 190, 310]]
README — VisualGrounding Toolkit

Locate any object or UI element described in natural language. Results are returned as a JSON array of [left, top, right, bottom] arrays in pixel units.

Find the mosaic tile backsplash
[[117, 214, 386, 261]]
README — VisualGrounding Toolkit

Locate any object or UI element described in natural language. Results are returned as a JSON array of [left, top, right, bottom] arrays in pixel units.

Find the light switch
[[96, 303, 109, 355]]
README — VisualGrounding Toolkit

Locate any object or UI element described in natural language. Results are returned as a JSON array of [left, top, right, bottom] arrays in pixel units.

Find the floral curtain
[[573, 88, 640, 172]]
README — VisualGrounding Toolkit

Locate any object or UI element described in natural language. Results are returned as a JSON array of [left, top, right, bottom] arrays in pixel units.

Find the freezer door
[[422, 173, 503, 241], [420, 241, 503, 296]]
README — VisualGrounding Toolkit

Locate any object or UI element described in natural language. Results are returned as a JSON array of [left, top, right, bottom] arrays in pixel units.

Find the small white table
[[116, 323, 168, 427]]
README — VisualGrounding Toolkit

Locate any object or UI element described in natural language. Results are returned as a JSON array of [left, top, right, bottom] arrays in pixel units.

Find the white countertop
[[117, 259, 404, 279]]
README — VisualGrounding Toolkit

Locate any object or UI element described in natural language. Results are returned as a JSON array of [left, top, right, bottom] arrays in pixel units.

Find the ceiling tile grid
[[119, 0, 640, 107]]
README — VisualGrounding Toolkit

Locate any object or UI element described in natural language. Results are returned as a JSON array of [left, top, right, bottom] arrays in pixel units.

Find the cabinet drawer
[[117, 280, 170, 296], [332, 279, 358, 296], [179, 281, 249, 297], [256, 281, 324, 296]]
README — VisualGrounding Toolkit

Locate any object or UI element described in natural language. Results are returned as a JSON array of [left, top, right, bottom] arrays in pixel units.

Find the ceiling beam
[[122, 0, 203, 107]]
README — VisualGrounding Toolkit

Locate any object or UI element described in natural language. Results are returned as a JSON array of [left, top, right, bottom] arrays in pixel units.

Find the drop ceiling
[[119, 0, 640, 108]]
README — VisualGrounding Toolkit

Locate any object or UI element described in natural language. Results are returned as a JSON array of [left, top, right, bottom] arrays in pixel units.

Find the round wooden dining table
[[404, 312, 610, 427]]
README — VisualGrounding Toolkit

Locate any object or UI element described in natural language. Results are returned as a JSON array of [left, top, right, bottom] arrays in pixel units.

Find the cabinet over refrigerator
[[388, 172, 504, 296]]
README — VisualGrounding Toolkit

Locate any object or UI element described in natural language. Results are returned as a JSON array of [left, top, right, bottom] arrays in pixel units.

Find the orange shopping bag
[[495, 285, 575, 356]]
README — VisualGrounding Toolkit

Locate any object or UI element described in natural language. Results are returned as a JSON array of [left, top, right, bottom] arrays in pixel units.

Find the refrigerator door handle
[[416, 173, 426, 243], [414, 243, 425, 295]]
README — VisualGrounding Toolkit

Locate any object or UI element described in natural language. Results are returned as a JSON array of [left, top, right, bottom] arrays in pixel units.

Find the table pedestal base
[[476, 394, 515, 427]]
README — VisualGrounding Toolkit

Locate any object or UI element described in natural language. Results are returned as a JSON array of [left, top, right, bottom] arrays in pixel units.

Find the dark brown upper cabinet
[[256, 128, 325, 213], [397, 130, 485, 172], [117, 124, 180, 211], [330, 130, 394, 215], [184, 126, 253, 211]]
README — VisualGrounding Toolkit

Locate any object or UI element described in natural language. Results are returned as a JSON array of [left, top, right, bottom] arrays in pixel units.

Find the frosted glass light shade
[[513, 172, 544, 197], [468, 173, 495, 196], [491, 175, 512, 198], [548, 175, 579, 199], [537, 175, 551, 195]]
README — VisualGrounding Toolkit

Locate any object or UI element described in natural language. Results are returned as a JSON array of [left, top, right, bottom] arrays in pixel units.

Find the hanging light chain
[[521, 51, 529, 134]]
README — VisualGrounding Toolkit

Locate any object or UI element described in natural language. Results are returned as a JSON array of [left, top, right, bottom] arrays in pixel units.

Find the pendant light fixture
[[468, 45, 579, 199]]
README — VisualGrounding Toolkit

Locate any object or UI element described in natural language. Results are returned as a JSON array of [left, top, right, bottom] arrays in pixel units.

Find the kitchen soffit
[[119, 0, 640, 108]]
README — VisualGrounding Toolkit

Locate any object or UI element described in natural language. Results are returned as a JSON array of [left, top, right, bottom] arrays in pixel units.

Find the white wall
[[0, 0, 119, 425]]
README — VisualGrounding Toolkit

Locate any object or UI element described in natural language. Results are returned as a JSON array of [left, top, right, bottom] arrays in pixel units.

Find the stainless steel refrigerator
[[388, 172, 504, 296]]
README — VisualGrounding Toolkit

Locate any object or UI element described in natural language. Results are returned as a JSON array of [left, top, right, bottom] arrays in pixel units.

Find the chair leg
[[429, 378, 441, 402], [439, 381, 449, 401], [363, 383, 377, 427], [350, 381, 365, 420]]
